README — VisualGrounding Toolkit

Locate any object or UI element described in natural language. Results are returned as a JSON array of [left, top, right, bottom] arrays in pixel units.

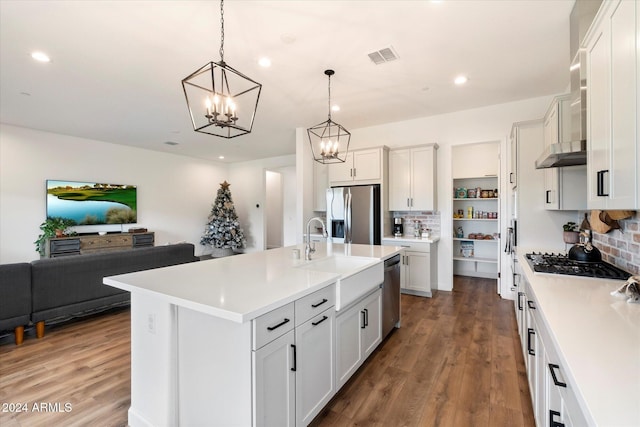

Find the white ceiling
[[0, 0, 574, 163]]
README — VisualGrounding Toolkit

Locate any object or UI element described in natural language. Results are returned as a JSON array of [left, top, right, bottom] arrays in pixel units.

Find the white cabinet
[[328, 147, 387, 185], [253, 285, 336, 427], [389, 144, 438, 211], [452, 176, 500, 280], [335, 288, 381, 390], [518, 276, 589, 427], [313, 162, 328, 211], [253, 330, 296, 427], [542, 94, 587, 211], [295, 309, 335, 426], [382, 239, 437, 298], [584, 0, 639, 209]]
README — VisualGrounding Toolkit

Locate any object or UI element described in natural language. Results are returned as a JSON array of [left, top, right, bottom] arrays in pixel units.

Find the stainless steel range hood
[[535, 0, 601, 170]]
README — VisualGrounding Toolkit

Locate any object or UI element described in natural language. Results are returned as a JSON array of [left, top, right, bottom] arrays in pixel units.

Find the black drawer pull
[[364, 308, 369, 327], [267, 318, 290, 331], [311, 298, 328, 308], [291, 344, 297, 372], [517, 292, 524, 311], [361, 311, 366, 329], [527, 300, 536, 310], [548, 363, 567, 388], [527, 328, 535, 356], [549, 410, 564, 427], [312, 315, 328, 326]]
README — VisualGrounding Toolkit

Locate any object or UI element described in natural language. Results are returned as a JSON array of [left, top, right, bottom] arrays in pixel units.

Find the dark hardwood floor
[[0, 276, 533, 427]]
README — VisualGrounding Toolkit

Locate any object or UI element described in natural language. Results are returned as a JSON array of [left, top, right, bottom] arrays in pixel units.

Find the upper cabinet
[[542, 95, 587, 211], [328, 147, 387, 186], [388, 144, 438, 211], [584, 0, 639, 209]]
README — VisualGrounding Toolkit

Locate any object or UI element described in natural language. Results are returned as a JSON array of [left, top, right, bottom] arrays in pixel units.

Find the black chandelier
[[307, 69, 351, 164], [181, 0, 261, 139]]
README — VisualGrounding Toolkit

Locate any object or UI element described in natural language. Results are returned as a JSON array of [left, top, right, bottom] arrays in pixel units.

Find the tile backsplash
[[591, 211, 640, 275], [392, 211, 441, 236]]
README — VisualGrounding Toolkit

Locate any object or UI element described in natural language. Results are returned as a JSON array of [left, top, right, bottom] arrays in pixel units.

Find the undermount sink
[[296, 255, 383, 311]]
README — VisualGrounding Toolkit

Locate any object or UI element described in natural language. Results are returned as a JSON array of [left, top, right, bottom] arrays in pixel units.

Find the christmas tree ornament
[[201, 181, 246, 257]]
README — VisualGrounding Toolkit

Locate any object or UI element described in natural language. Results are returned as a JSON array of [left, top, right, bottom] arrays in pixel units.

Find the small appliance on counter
[[393, 218, 403, 237]]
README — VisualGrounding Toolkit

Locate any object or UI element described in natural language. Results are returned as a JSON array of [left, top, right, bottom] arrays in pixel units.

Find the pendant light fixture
[[181, 0, 262, 139], [307, 69, 351, 164]]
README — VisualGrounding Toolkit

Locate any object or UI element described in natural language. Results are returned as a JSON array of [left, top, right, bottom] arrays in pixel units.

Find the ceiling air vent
[[367, 46, 399, 65]]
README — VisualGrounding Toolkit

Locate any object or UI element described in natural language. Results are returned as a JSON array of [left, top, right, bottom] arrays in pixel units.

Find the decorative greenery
[[34, 217, 77, 256], [200, 181, 246, 251], [562, 221, 578, 232]]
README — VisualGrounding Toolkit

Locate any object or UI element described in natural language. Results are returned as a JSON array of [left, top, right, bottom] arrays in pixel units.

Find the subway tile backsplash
[[592, 211, 640, 275], [392, 211, 441, 236]]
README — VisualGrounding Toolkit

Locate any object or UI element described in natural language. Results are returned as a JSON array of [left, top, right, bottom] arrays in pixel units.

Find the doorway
[[265, 170, 283, 249]]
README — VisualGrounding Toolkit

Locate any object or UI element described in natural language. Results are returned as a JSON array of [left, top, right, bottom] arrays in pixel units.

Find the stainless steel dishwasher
[[381, 254, 401, 338]]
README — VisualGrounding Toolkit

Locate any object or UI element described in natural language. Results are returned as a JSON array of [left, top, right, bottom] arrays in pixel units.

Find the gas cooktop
[[525, 252, 631, 281]]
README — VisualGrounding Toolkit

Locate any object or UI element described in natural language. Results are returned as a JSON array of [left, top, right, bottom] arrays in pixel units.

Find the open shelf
[[453, 237, 499, 243], [453, 256, 498, 264]]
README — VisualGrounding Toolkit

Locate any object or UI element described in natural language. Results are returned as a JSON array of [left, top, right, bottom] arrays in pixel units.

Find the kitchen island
[[104, 242, 402, 427], [517, 252, 640, 426]]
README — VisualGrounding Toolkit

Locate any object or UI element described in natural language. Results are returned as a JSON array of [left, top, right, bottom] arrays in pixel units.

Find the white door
[[388, 149, 411, 210], [253, 330, 295, 427], [352, 149, 381, 181], [411, 146, 436, 211], [404, 251, 430, 293], [295, 310, 335, 426], [328, 152, 354, 183], [335, 303, 363, 389], [361, 290, 382, 358]]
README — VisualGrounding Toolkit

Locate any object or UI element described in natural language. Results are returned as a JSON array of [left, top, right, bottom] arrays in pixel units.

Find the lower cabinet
[[253, 285, 336, 427], [335, 288, 382, 390], [382, 240, 437, 297], [520, 276, 588, 427]]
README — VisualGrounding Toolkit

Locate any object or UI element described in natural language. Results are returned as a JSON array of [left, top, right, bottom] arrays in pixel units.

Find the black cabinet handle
[[311, 298, 328, 308], [364, 308, 369, 327], [312, 315, 328, 326], [291, 344, 296, 372], [527, 328, 535, 356], [597, 169, 610, 197], [549, 410, 564, 427], [527, 300, 536, 310], [548, 363, 567, 388], [546, 190, 551, 204], [509, 172, 515, 184], [267, 318, 290, 331], [518, 292, 524, 311], [361, 311, 366, 329]]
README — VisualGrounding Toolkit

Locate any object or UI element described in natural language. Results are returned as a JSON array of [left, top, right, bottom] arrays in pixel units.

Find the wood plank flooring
[[0, 276, 534, 427]]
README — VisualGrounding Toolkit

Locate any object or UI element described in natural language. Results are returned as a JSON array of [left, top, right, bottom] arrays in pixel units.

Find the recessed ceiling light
[[218, 155, 225, 160], [331, 105, 340, 112], [454, 75, 468, 85], [258, 57, 271, 68], [31, 51, 51, 63]]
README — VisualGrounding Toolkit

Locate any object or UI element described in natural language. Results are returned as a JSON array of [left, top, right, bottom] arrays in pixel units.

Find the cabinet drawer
[[80, 234, 132, 249], [382, 241, 431, 253], [253, 302, 295, 350], [295, 284, 335, 326]]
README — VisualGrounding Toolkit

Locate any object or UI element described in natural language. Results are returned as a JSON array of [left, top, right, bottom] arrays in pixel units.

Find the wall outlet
[[147, 313, 156, 334]]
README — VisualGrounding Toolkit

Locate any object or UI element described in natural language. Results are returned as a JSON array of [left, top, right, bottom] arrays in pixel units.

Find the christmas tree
[[200, 181, 246, 252]]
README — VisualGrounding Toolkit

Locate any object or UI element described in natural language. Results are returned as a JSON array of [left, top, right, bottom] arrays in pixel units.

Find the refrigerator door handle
[[345, 192, 352, 243]]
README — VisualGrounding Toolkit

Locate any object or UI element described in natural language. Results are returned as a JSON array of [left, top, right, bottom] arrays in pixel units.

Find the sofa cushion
[[0, 263, 31, 331]]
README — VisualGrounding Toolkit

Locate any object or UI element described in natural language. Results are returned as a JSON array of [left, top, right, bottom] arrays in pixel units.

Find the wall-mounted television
[[46, 180, 137, 225]]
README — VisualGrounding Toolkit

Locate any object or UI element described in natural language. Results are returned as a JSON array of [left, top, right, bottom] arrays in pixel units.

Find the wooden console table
[[46, 232, 154, 257]]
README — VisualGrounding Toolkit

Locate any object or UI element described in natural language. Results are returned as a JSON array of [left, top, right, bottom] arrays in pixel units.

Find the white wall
[[227, 154, 296, 252], [345, 94, 560, 292], [0, 124, 227, 263], [265, 170, 283, 249]]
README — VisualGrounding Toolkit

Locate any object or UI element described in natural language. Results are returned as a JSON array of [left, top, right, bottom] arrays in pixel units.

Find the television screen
[[46, 180, 137, 225]]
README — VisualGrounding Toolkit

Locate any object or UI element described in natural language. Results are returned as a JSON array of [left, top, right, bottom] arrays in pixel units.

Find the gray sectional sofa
[[0, 243, 198, 345]]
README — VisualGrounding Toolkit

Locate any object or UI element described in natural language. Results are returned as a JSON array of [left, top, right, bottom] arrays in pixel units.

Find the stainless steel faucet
[[305, 217, 328, 260]]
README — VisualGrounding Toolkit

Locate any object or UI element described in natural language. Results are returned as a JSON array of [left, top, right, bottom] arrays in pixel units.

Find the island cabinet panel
[[335, 288, 382, 390]]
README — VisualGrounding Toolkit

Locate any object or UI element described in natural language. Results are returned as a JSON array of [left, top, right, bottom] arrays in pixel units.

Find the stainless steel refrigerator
[[326, 185, 381, 244]]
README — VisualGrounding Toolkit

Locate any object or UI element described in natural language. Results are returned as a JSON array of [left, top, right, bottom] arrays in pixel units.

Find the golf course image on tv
[[46, 180, 137, 225]]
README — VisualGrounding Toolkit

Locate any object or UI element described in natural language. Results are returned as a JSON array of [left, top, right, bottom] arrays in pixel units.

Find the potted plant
[[34, 217, 77, 256], [562, 221, 580, 244]]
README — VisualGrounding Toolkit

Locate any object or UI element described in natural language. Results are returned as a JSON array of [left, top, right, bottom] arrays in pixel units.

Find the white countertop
[[382, 235, 440, 244], [104, 242, 402, 324], [518, 253, 640, 426]]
